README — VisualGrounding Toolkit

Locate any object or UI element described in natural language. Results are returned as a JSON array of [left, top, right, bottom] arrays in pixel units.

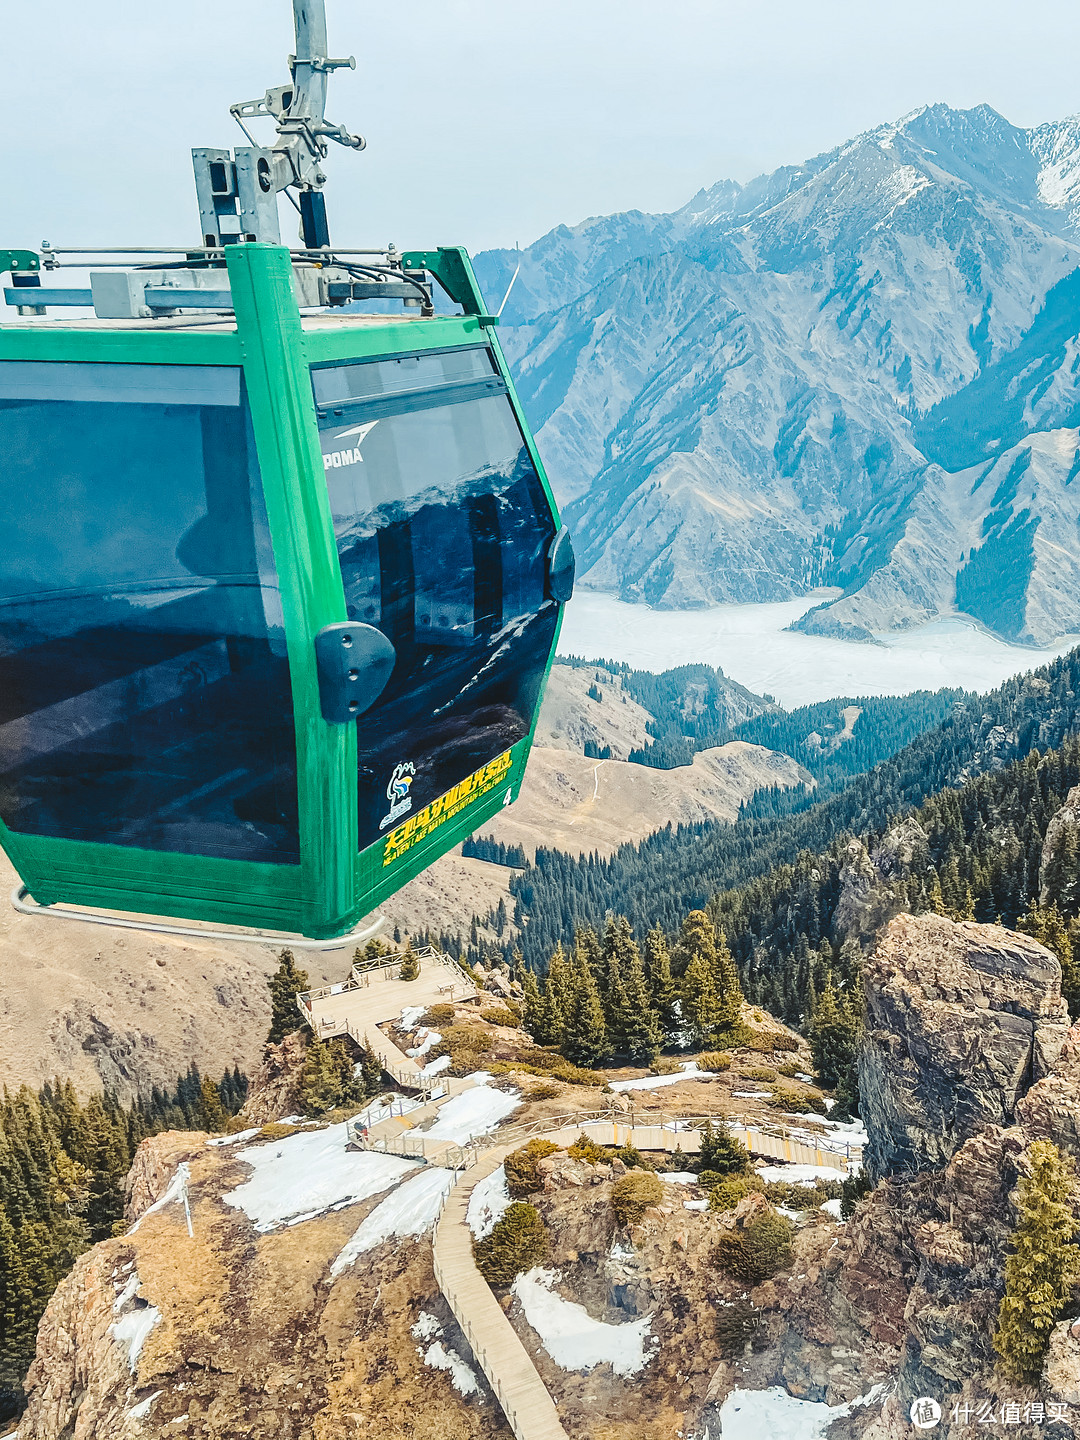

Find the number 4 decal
[[503, 788, 513, 806]]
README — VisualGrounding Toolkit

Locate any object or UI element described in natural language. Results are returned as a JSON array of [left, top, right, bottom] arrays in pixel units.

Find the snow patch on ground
[[661, 1172, 698, 1184], [207, 1127, 261, 1147], [423, 1054, 452, 1077], [410, 1312, 482, 1397], [423, 1081, 520, 1143], [128, 1163, 191, 1235], [112, 1272, 140, 1312], [411, 1311, 441, 1340], [559, 591, 1079, 708], [717, 1382, 888, 1439], [609, 1063, 709, 1093], [126, 1390, 163, 1420], [110, 1305, 161, 1373], [422, 1340, 482, 1396], [330, 1168, 454, 1275], [400, 1005, 427, 1030], [733, 1089, 772, 1098], [222, 1122, 418, 1231], [755, 1164, 846, 1185], [407, 1027, 442, 1058], [512, 1268, 656, 1377], [822, 1197, 845, 1221], [683, 1199, 709, 1211], [467, 1165, 511, 1240]]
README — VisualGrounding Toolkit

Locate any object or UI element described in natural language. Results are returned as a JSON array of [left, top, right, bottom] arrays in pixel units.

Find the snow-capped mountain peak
[[473, 106, 1080, 644]]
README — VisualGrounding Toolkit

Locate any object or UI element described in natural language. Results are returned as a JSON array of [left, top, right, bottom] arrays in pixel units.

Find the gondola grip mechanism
[[315, 622, 396, 722]]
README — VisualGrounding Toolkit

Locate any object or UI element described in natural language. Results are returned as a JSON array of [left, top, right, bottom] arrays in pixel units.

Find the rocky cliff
[[860, 914, 1070, 1179], [850, 914, 1080, 1436]]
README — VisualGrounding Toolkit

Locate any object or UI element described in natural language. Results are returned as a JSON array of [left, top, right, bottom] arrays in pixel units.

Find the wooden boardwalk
[[353, 1106, 855, 1174], [434, 1145, 571, 1440], [398, 1107, 856, 1440]]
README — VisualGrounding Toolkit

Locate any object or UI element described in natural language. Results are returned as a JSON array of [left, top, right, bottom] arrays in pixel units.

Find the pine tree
[[298, 1037, 365, 1117], [1018, 900, 1080, 1018], [266, 949, 310, 1047], [398, 942, 420, 981], [560, 946, 609, 1067], [994, 1140, 1080, 1382], [521, 969, 553, 1044], [575, 923, 604, 990], [808, 981, 862, 1115], [698, 1119, 749, 1177], [619, 944, 664, 1065], [599, 916, 661, 1063], [679, 910, 720, 1048], [643, 925, 678, 1037], [357, 937, 392, 962], [713, 927, 744, 1037], [197, 1077, 228, 1134], [544, 943, 571, 1041], [683, 952, 720, 1050], [360, 1044, 384, 1096]]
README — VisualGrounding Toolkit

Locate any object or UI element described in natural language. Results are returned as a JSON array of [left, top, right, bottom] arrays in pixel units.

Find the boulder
[[123, 1129, 207, 1225], [536, 1152, 593, 1190], [1046, 1318, 1080, 1406], [859, 914, 1068, 1180], [1016, 1022, 1080, 1161]]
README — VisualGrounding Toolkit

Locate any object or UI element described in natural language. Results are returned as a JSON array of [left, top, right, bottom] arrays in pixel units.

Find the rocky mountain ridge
[[475, 104, 1080, 643]]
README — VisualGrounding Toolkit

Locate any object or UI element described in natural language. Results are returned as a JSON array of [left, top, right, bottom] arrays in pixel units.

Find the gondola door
[[311, 340, 562, 895]]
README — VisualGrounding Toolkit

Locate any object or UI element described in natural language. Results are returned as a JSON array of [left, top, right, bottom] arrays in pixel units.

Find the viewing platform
[[296, 944, 478, 1095]]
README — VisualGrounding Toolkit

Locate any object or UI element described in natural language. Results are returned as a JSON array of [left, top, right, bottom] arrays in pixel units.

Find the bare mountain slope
[[0, 854, 346, 1099], [475, 742, 809, 859], [532, 663, 653, 758]]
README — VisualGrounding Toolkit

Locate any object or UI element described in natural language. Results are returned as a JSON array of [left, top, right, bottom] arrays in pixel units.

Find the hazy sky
[[8, 0, 1080, 256]]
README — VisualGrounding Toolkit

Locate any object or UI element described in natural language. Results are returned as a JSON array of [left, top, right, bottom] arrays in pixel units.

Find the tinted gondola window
[[312, 347, 558, 853], [0, 362, 299, 863]]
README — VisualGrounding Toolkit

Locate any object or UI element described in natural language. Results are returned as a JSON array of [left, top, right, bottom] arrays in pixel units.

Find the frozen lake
[[558, 590, 1080, 708]]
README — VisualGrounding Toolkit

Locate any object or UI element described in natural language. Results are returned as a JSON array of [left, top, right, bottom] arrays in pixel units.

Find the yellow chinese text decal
[[382, 750, 513, 866]]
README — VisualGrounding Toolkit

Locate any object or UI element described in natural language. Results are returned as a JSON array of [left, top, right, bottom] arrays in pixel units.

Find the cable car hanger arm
[[195, 0, 363, 250]]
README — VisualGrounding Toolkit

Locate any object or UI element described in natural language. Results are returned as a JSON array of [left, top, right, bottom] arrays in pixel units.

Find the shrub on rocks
[[714, 1206, 794, 1283], [474, 1202, 548, 1284], [762, 1178, 842, 1209], [567, 1133, 607, 1163], [696, 1052, 732, 1073], [504, 1138, 561, 1198], [715, 1297, 764, 1356], [707, 1172, 764, 1212], [611, 1169, 664, 1225], [481, 1005, 522, 1028]]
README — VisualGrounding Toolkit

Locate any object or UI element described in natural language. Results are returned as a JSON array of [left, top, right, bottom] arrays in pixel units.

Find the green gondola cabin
[[0, 243, 573, 938]]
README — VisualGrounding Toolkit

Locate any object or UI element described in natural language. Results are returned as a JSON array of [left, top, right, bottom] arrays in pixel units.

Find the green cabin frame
[[0, 244, 565, 938]]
